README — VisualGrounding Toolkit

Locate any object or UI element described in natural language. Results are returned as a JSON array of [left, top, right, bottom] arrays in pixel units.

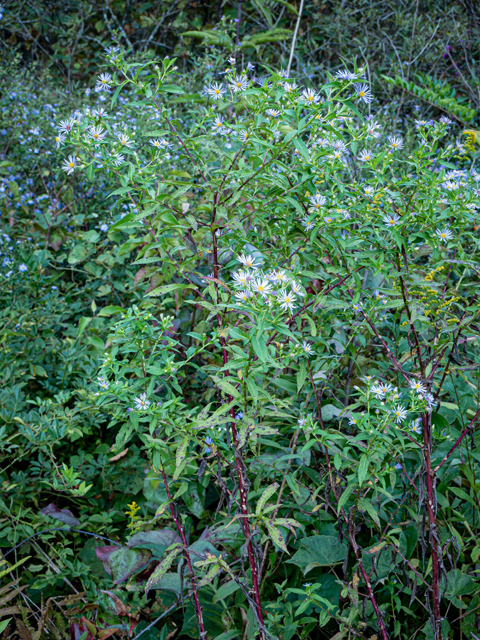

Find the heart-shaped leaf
[[96, 547, 152, 585]]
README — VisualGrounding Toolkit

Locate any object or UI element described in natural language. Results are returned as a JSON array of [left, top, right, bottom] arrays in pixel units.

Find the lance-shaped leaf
[[99, 547, 152, 585], [264, 519, 289, 553], [255, 482, 279, 516], [196, 562, 223, 589], [176, 435, 190, 468], [145, 543, 183, 594], [273, 518, 303, 537]]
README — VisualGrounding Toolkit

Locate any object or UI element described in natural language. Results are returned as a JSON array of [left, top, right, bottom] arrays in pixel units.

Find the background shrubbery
[[1, 2, 480, 640]]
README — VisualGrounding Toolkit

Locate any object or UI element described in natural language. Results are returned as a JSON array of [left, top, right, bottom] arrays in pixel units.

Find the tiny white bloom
[[134, 393, 151, 410], [383, 213, 400, 227], [358, 150, 373, 162], [301, 340, 313, 356], [388, 136, 404, 151], [89, 125, 106, 143], [205, 82, 227, 100], [237, 253, 257, 269], [279, 290, 296, 313], [392, 404, 408, 424], [301, 88, 320, 104], [354, 83, 373, 104], [253, 279, 272, 295], [436, 227, 453, 243], [96, 72, 113, 92], [117, 133, 133, 148], [335, 69, 358, 81], [230, 75, 249, 93], [409, 379, 426, 395], [62, 154, 77, 175]]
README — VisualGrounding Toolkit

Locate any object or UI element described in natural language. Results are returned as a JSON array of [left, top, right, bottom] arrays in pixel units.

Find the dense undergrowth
[[1, 2, 480, 640]]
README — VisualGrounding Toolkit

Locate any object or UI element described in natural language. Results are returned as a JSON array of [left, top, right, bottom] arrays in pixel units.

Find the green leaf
[[256, 482, 279, 515], [358, 455, 369, 487], [358, 497, 380, 527], [288, 536, 347, 574], [106, 547, 152, 585], [77, 316, 92, 338], [176, 435, 190, 468], [251, 334, 269, 363], [264, 519, 289, 553], [98, 305, 125, 317], [213, 376, 240, 398], [213, 581, 241, 604], [145, 544, 183, 594], [445, 569, 477, 596], [146, 283, 195, 297], [293, 138, 310, 161]]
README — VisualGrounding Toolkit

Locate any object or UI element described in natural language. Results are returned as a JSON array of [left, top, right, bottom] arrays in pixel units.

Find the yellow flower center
[[359, 91, 365, 97]]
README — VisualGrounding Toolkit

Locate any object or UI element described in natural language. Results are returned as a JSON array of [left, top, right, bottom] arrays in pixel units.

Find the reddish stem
[[434, 406, 480, 473], [159, 466, 206, 640], [421, 413, 442, 635]]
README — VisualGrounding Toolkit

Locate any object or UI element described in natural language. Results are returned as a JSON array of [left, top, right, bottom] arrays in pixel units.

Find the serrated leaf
[[287, 536, 347, 574]]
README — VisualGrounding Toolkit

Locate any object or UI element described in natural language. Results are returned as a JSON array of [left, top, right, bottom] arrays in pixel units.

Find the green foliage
[[2, 3, 480, 640], [383, 73, 477, 123]]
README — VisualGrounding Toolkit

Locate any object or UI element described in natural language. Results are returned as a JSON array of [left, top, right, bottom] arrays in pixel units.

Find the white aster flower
[[89, 125, 106, 143], [117, 133, 133, 148], [383, 213, 400, 227], [237, 253, 257, 269], [309, 194, 327, 211], [232, 269, 250, 287], [388, 136, 404, 151], [301, 340, 313, 356], [98, 377, 110, 390], [58, 117, 76, 134], [301, 88, 320, 104], [271, 270, 289, 285], [392, 404, 408, 424], [235, 290, 250, 303], [265, 109, 281, 117], [442, 181, 459, 192], [354, 83, 373, 104], [54, 133, 66, 149], [205, 82, 227, 100], [112, 153, 125, 166], [409, 379, 426, 395], [410, 418, 422, 434], [436, 227, 453, 243], [134, 393, 151, 410], [96, 72, 113, 92], [335, 69, 358, 80], [279, 290, 296, 313], [358, 150, 373, 162], [253, 279, 272, 296], [62, 155, 77, 175], [291, 281, 305, 296], [230, 75, 249, 93], [211, 117, 224, 134]]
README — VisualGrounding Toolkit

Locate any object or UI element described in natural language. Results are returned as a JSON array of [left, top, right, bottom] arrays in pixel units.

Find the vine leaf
[[287, 536, 347, 574]]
